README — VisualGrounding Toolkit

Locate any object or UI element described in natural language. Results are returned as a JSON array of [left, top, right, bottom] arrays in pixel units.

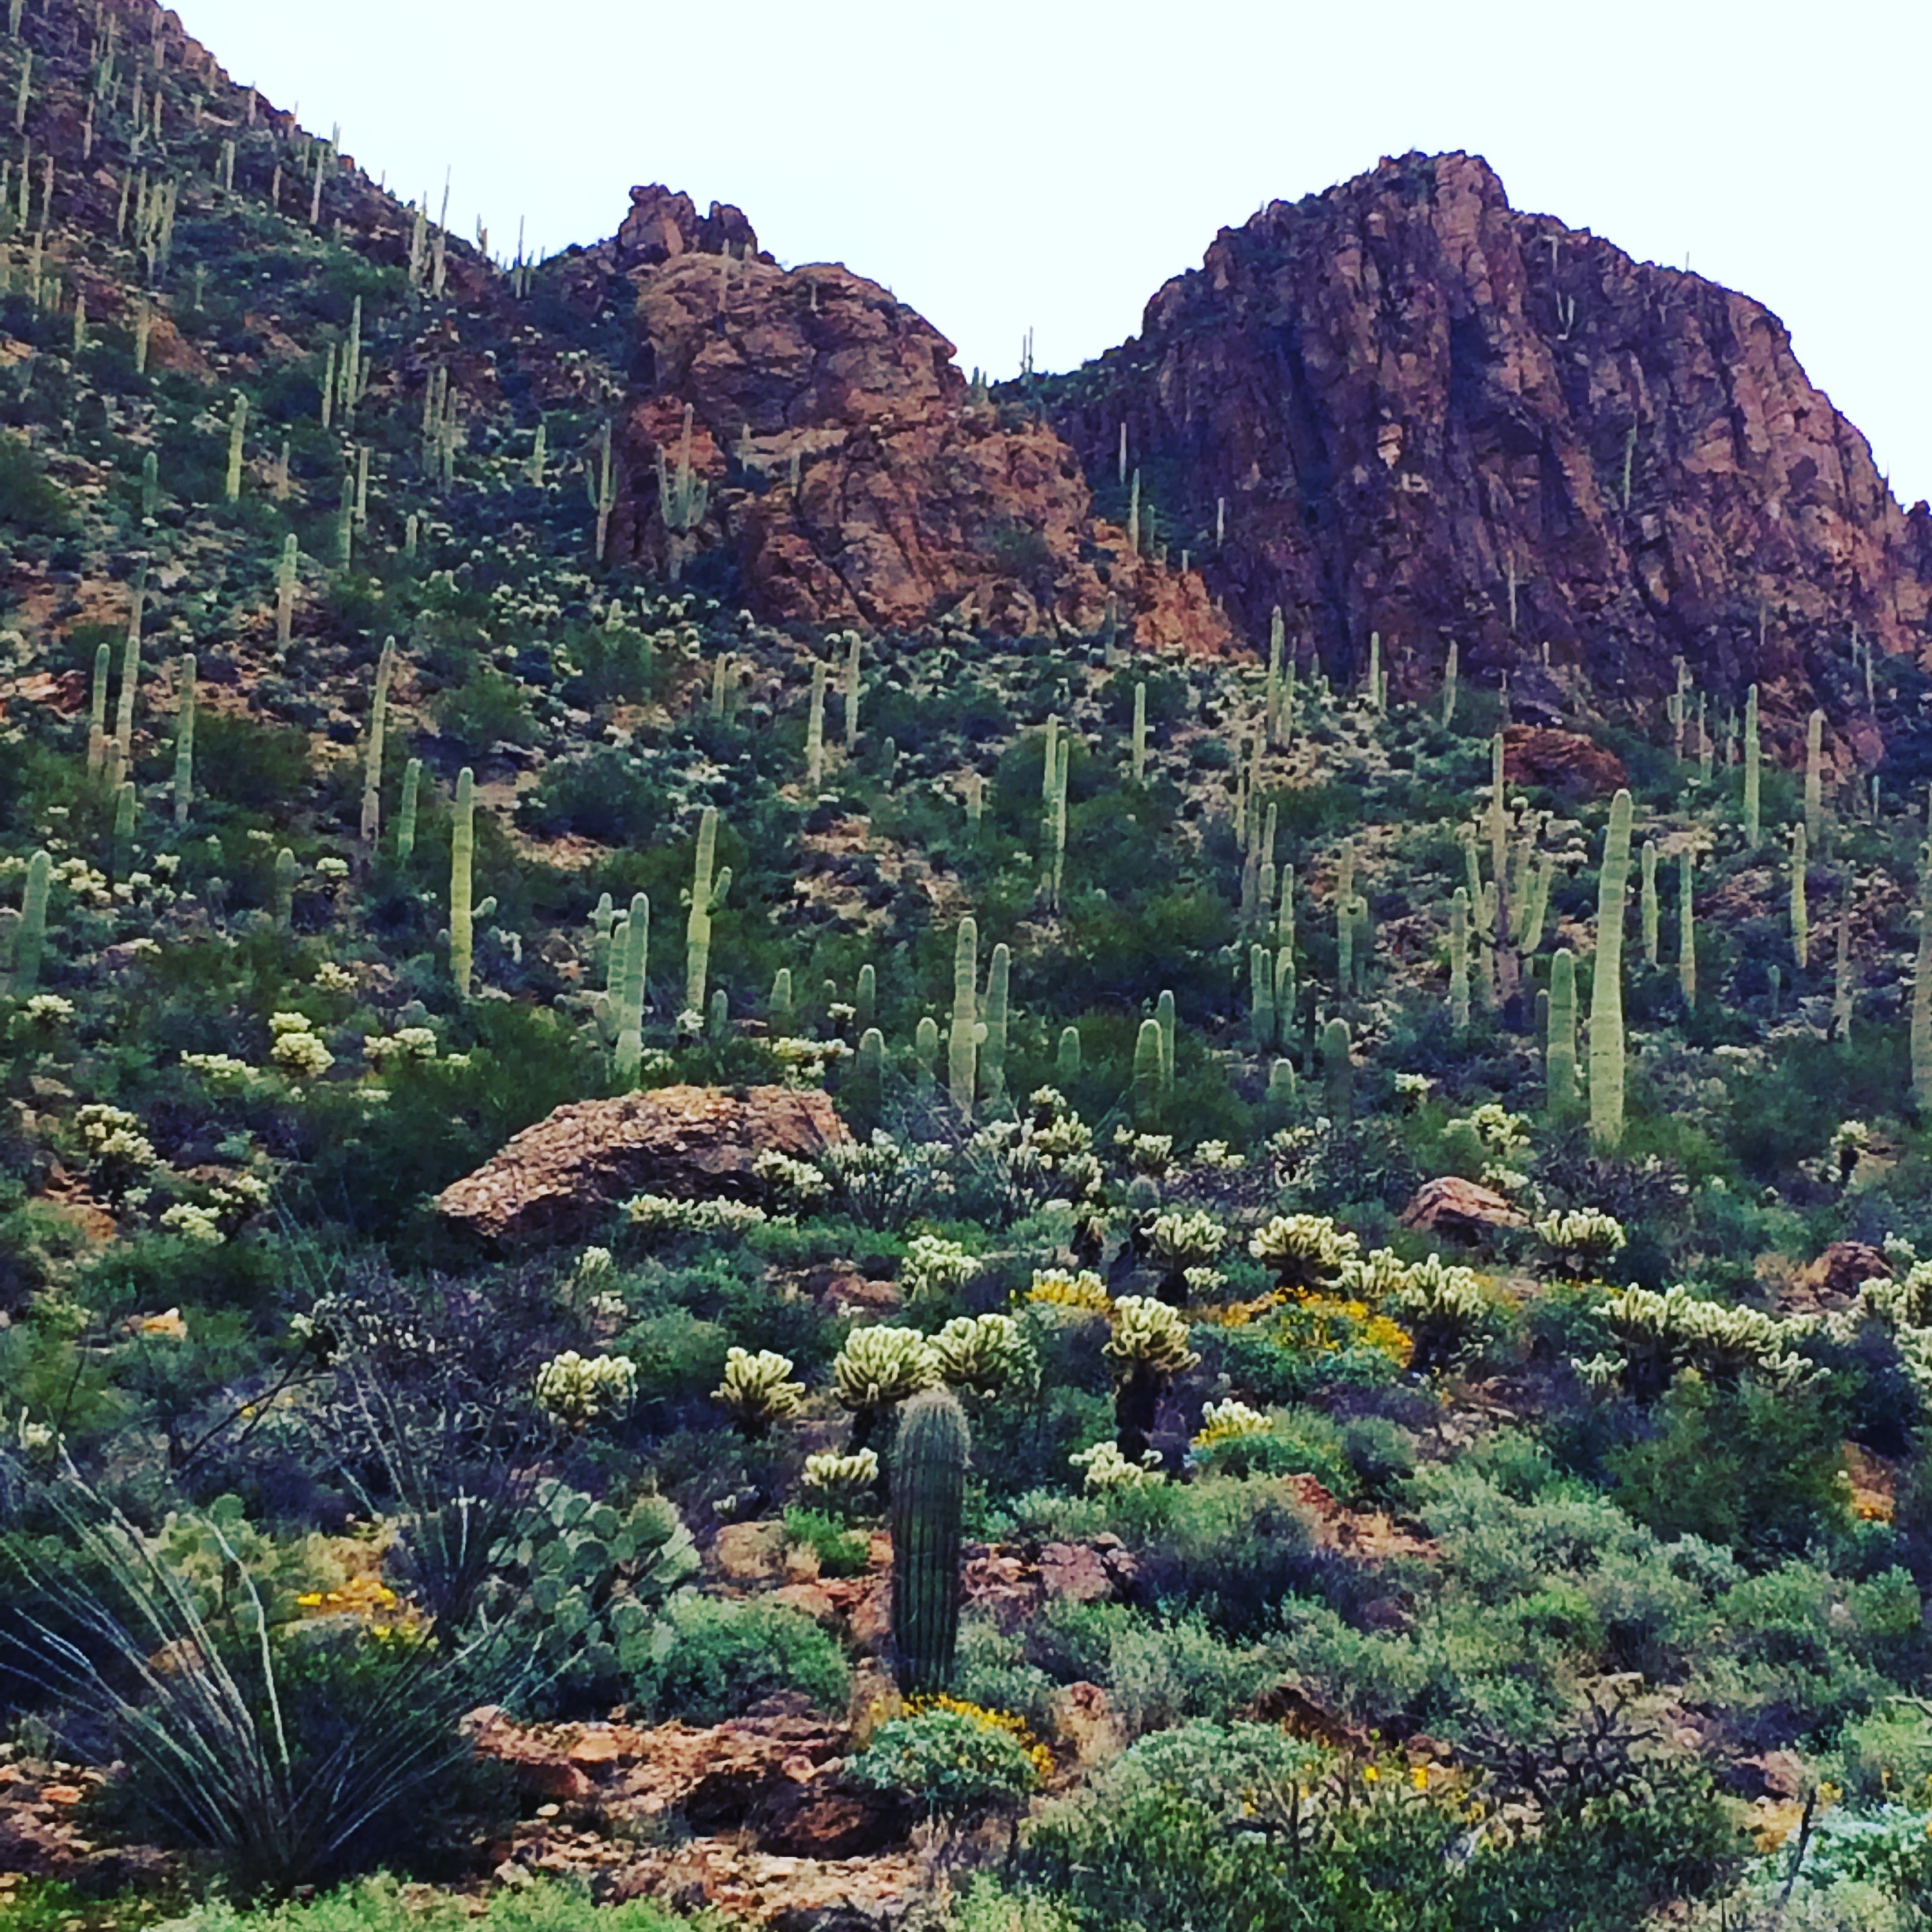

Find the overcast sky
[[177, 0, 1932, 502]]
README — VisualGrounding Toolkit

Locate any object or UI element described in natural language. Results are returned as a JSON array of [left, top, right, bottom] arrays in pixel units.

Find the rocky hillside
[[1046, 150, 1932, 752]]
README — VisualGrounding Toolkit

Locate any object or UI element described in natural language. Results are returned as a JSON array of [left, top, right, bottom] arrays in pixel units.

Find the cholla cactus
[[73, 1103, 159, 1176], [1105, 1297, 1199, 1377], [1388, 1255, 1492, 1372], [535, 1349, 638, 1431], [833, 1326, 941, 1413], [1192, 1398, 1272, 1450], [1071, 1441, 1167, 1490], [1334, 1246, 1418, 1305], [1026, 1269, 1113, 1316], [802, 1447, 880, 1504], [714, 1347, 806, 1435], [753, 1149, 832, 1214], [1146, 1210, 1229, 1275], [1593, 1284, 1809, 1397], [1113, 1128, 1174, 1178], [1535, 1209, 1627, 1277], [1249, 1214, 1361, 1291], [625, 1193, 770, 1236], [820, 1131, 947, 1231], [903, 1234, 977, 1303], [932, 1313, 1030, 1396], [268, 1011, 333, 1079]]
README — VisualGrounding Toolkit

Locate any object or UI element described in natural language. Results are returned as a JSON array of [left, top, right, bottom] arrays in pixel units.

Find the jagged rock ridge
[[1048, 150, 1932, 746]]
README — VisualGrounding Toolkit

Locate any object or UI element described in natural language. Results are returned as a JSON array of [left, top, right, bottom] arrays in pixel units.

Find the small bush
[[847, 1703, 1045, 1814], [630, 1592, 850, 1723]]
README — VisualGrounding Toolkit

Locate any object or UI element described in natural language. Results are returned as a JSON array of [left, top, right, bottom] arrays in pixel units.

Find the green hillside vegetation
[[4, 3, 1932, 1929]]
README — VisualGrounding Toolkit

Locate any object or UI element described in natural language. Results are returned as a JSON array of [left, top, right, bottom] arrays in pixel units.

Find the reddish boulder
[[1797, 1241, 1891, 1306], [1400, 1176, 1528, 1237], [1502, 725, 1627, 797], [434, 1084, 846, 1244]]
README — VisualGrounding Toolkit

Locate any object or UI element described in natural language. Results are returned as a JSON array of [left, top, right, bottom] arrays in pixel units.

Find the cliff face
[[581, 189, 1230, 649], [1049, 151, 1932, 740]]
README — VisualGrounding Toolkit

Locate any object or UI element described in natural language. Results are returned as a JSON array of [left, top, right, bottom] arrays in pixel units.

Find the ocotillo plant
[[171, 653, 194, 827], [396, 758, 422, 865], [613, 893, 650, 1082], [12, 850, 51, 996], [1589, 789, 1634, 1150], [947, 916, 980, 1121], [360, 639, 396, 853], [449, 767, 475, 998], [683, 807, 728, 1016], [1547, 947, 1578, 1116], [889, 1388, 969, 1693], [1743, 683, 1761, 850], [980, 944, 1010, 1105]]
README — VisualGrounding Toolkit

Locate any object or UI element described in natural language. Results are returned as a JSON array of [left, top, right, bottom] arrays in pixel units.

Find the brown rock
[[1798, 1241, 1891, 1305], [715, 1521, 792, 1585], [1052, 1682, 1125, 1767], [1051, 150, 1932, 737], [1400, 1176, 1528, 1236], [435, 1085, 846, 1244], [1501, 725, 1627, 798], [466, 1709, 595, 1802]]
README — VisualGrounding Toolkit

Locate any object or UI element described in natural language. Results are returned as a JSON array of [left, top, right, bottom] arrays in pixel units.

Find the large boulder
[[434, 1084, 846, 1244]]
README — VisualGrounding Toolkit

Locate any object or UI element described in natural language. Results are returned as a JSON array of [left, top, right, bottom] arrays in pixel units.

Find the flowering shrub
[[848, 1698, 1050, 1812]]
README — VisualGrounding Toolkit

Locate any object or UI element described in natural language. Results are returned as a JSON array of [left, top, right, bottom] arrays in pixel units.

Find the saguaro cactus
[[1131, 681, 1148, 782], [914, 1015, 940, 1096], [276, 535, 298, 648], [613, 892, 650, 1082], [980, 943, 1010, 1105], [1805, 709, 1825, 846], [396, 758, 422, 865], [947, 916, 980, 1120], [12, 850, 51, 995], [805, 658, 827, 790], [1679, 850, 1697, 1008], [1449, 886, 1471, 1033], [85, 641, 111, 777], [1131, 1018, 1165, 1127], [1250, 943, 1275, 1052], [1640, 840, 1660, 967], [1832, 899, 1853, 1041], [1912, 848, 1932, 1113], [1442, 639, 1459, 728], [684, 808, 728, 1016], [361, 638, 397, 852], [1743, 683, 1761, 850], [111, 572, 144, 786], [889, 1388, 969, 1693], [842, 633, 861, 752], [1322, 1015, 1353, 1121], [1056, 1024, 1082, 1082], [223, 390, 247, 501], [1547, 947, 1578, 1115], [1155, 989, 1176, 1096], [1791, 823, 1810, 970], [172, 653, 195, 827], [1589, 789, 1634, 1150], [449, 767, 475, 998]]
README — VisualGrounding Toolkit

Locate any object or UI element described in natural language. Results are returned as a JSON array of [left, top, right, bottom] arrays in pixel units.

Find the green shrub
[[156, 1876, 692, 1932], [846, 1705, 1043, 1814], [783, 1506, 871, 1579], [630, 1593, 850, 1723]]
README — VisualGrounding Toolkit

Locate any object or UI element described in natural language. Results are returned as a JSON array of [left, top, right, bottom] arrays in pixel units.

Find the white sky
[[176, 0, 1932, 502]]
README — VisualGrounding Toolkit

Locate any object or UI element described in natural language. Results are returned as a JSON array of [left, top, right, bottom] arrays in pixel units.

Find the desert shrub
[[629, 1593, 850, 1723], [160, 1875, 692, 1932], [193, 712, 315, 810], [846, 1703, 1045, 1814], [782, 1506, 870, 1579], [0, 437, 73, 534]]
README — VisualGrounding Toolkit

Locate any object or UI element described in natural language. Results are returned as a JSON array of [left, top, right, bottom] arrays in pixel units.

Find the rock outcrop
[[1049, 151, 1932, 748], [435, 1085, 846, 1244], [572, 189, 1232, 649]]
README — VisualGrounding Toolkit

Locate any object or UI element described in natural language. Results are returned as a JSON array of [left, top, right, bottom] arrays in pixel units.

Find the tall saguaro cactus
[[1449, 887, 1471, 1033], [1743, 684, 1761, 850], [110, 572, 144, 787], [805, 658, 827, 790], [889, 1388, 969, 1693], [684, 808, 729, 1016], [360, 638, 397, 852], [1804, 709, 1825, 846], [980, 943, 1010, 1106], [172, 653, 195, 827], [1791, 823, 1810, 970], [396, 759, 422, 865], [1589, 790, 1634, 1149], [1912, 846, 1932, 1114], [1678, 850, 1697, 1008], [12, 850, 51, 996], [449, 767, 475, 999], [947, 916, 980, 1121], [613, 892, 651, 1082], [1547, 947, 1578, 1115]]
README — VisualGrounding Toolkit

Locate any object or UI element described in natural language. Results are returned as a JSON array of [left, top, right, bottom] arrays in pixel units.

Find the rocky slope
[[1048, 150, 1932, 748]]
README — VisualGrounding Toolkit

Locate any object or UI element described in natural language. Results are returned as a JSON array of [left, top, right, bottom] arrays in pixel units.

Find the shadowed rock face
[[574, 188, 1234, 650], [1047, 150, 1932, 751]]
